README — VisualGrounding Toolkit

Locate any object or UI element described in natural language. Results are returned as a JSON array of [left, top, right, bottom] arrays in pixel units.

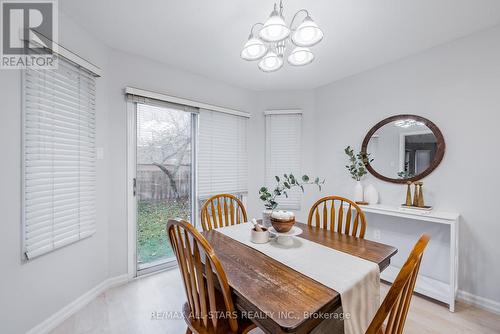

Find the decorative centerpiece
[[270, 210, 295, 233], [268, 211, 304, 246], [401, 181, 432, 211], [259, 173, 325, 227], [344, 146, 373, 204]]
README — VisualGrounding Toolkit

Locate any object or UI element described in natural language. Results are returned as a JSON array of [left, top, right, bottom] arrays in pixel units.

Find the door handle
[[133, 178, 137, 196]]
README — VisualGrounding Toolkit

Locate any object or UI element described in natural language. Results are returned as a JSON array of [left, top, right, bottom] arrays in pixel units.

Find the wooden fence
[[136, 164, 191, 201]]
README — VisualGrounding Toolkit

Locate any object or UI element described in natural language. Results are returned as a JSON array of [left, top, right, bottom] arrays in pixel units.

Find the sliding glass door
[[135, 102, 196, 274]]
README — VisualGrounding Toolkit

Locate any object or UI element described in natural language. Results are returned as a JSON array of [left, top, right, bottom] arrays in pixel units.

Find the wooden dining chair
[[307, 196, 367, 238], [167, 219, 257, 334], [365, 234, 430, 334], [201, 194, 248, 231]]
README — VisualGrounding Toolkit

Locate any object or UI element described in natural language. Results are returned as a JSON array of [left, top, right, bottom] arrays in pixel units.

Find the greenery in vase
[[397, 162, 414, 179], [344, 146, 373, 181], [259, 174, 325, 210]]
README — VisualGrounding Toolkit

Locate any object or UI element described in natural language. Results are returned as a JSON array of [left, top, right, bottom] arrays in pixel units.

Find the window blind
[[198, 109, 248, 198], [265, 112, 302, 210], [23, 57, 97, 260]]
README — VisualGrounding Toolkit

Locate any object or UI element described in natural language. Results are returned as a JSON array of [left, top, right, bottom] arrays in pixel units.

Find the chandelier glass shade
[[241, 1, 323, 72], [292, 16, 324, 47], [241, 36, 268, 60], [258, 51, 284, 72], [287, 47, 314, 66], [259, 10, 290, 42]]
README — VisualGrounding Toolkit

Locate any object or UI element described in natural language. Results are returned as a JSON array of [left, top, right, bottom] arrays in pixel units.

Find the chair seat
[[183, 302, 256, 334]]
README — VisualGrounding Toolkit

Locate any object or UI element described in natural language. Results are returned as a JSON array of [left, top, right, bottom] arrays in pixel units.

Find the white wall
[[314, 26, 500, 303], [0, 13, 111, 334]]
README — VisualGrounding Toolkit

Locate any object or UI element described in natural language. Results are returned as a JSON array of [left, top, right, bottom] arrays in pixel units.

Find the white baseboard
[[26, 274, 130, 334], [458, 290, 500, 315]]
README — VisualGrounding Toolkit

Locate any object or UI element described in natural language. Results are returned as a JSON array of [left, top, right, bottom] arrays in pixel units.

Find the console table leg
[[449, 221, 457, 312]]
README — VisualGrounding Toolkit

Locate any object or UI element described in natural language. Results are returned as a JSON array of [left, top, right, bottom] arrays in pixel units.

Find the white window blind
[[23, 57, 97, 260], [198, 109, 248, 198], [265, 112, 302, 210]]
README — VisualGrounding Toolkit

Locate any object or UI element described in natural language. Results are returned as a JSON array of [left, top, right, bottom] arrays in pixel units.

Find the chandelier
[[241, 0, 324, 72]]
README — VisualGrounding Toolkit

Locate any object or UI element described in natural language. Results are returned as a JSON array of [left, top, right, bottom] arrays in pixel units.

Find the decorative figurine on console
[[402, 181, 432, 210]]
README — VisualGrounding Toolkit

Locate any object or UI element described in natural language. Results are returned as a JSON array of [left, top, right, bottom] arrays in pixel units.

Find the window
[[198, 109, 248, 202], [130, 97, 197, 272], [265, 111, 302, 210], [23, 57, 97, 259]]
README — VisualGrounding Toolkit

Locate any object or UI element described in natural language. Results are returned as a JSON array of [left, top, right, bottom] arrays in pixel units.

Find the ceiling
[[60, 0, 500, 91]]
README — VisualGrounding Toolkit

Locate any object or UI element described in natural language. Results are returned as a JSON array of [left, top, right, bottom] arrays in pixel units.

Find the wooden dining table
[[201, 222, 398, 334]]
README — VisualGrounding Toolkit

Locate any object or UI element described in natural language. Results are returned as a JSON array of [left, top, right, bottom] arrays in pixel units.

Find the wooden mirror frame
[[361, 114, 445, 184]]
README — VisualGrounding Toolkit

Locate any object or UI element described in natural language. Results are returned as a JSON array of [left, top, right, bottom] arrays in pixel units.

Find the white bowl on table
[[269, 226, 303, 246]]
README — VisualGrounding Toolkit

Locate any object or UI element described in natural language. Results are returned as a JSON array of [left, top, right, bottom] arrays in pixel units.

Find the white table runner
[[217, 223, 380, 334]]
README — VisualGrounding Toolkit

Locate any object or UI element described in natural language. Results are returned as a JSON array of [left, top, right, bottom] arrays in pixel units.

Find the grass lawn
[[137, 199, 190, 265]]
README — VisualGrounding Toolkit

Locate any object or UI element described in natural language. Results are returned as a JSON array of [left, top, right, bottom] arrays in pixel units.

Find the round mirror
[[361, 115, 445, 183]]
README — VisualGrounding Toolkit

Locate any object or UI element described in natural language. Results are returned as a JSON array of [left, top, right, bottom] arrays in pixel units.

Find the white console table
[[356, 204, 460, 312]]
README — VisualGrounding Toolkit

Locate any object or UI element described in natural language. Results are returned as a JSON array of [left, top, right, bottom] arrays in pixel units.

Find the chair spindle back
[[308, 196, 367, 238], [366, 234, 430, 334], [167, 219, 238, 332], [201, 194, 247, 231]]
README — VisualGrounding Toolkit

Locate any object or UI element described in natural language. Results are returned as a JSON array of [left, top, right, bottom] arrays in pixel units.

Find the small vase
[[417, 182, 425, 207], [405, 181, 413, 206], [413, 183, 419, 206], [354, 181, 364, 203], [364, 184, 379, 204], [262, 210, 273, 228]]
